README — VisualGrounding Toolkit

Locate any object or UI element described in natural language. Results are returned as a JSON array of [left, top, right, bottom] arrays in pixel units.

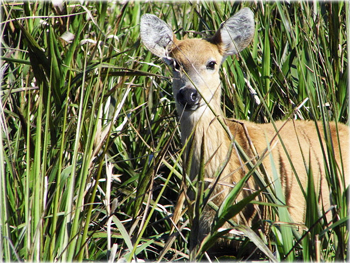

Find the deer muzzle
[[176, 87, 201, 111]]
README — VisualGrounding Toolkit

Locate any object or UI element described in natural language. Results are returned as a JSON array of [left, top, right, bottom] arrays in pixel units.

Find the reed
[[1, 1, 348, 261]]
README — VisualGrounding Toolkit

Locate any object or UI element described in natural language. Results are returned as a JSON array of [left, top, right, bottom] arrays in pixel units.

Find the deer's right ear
[[140, 14, 174, 62]]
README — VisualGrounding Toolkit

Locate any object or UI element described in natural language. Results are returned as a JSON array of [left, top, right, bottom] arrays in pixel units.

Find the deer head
[[140, 8, 255, 124]]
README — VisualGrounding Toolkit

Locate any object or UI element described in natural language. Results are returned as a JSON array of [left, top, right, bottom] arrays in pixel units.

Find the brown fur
[[169, 37, 349, 247], [140, 10, 349, 254]]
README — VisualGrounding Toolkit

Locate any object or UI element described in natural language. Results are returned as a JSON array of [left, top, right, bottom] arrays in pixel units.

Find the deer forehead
[[170, 39, 222, 68]]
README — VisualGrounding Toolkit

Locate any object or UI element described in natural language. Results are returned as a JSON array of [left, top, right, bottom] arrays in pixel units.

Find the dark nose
[[176, 87, 201, 110]]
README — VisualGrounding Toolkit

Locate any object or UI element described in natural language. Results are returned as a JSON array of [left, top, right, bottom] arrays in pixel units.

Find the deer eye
[[172, 59, 181, 71], [206, 60, 217, 70]]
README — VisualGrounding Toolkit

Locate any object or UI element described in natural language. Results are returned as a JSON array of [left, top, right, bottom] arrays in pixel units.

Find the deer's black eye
[[206, 60, 217, 70], [172, 59, 181, 71]]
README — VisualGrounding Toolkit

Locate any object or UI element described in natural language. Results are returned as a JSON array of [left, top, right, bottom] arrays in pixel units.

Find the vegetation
[[1, 0, 348, 261]]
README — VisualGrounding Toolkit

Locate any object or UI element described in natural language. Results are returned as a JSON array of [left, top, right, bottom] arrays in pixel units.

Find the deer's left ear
[[211, 8, 255, 56]]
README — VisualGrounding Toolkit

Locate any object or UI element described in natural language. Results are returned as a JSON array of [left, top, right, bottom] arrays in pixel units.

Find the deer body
[[140, 8, 349, 249]]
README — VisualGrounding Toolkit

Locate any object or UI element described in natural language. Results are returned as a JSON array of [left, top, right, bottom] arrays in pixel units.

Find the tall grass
[[1, 1, 348, 261]]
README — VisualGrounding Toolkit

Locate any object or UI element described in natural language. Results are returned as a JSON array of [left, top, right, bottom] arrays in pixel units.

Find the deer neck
[[179, 101, 232, 184]]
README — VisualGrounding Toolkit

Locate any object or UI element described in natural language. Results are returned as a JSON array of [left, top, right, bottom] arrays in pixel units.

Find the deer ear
[[140, 14, 174, 60], [211, 8, 255, 56]]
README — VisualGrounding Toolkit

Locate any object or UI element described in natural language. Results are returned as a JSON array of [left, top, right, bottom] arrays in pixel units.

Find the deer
[[140, 8, 349, 255]]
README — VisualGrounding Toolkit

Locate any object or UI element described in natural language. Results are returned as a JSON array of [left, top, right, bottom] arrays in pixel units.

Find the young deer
[[140, 8, 349, 251]]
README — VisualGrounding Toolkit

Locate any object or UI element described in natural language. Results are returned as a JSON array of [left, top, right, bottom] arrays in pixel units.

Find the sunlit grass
[[1, 1, 348, 261]]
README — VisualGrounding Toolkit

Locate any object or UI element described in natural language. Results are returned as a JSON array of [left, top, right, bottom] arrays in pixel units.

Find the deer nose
[[176, 87, 201, 110]]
